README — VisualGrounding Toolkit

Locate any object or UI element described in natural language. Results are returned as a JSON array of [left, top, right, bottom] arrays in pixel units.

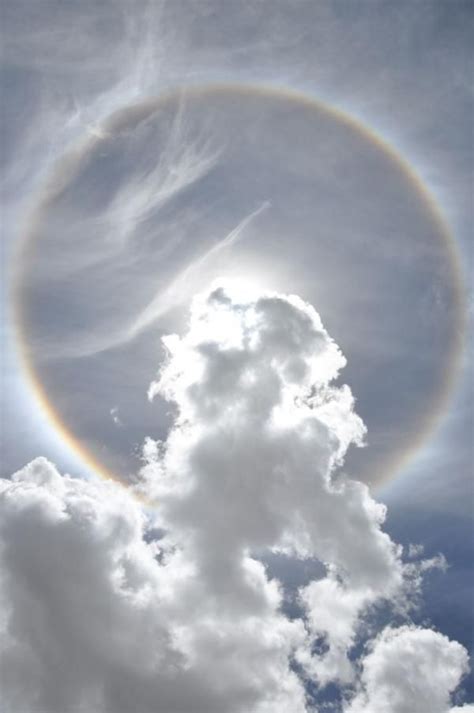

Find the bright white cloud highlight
[[345, 626, 470, 713], [0, 283, 470, 712]]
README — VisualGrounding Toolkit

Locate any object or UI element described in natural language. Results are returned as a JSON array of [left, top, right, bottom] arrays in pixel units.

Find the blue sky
[[1, 2, 472, 711]]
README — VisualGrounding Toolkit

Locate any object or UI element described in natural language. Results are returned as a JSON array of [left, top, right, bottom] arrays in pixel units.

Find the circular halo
[[12, 83, 465, 490]]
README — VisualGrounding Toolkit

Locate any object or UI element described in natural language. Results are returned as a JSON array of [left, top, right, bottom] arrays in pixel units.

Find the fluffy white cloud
[[0, 458, 306, 713], [143, 283, 403, 686], [345, 626, 470, 713], [1, 283, 470, 712]]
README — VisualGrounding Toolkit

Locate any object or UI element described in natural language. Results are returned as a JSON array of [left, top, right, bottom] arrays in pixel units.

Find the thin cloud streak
[[130, 200, 271, 337]]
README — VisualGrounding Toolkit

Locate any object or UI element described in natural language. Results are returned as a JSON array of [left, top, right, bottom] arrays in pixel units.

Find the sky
[[1, 2, 473, 712]]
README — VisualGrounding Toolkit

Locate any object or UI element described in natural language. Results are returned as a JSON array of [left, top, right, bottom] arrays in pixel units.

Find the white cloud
[[144, 283, 405, 686], [345, 626, 470, 713], [0, 458, 306, 713], [1, 283, 470, 711]]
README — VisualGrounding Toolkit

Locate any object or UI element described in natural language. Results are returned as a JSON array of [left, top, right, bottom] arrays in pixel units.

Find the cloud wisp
[[130, 201, 271, 337], [1, 283, 470, 712]]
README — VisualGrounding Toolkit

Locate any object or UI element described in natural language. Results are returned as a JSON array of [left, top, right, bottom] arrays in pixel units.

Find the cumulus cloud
[[0, 283, 470, 711], [0, 457, 306, 713], [345, 626, 470, 713], [143, 283, 406, 685]]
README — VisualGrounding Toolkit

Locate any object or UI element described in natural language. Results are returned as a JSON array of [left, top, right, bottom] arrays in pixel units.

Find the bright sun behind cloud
[[1, 2, 472, 711]]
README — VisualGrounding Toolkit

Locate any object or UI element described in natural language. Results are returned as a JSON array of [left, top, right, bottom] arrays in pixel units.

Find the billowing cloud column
[[1, 282, 470, 712], [144, 283, 404, 684]]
